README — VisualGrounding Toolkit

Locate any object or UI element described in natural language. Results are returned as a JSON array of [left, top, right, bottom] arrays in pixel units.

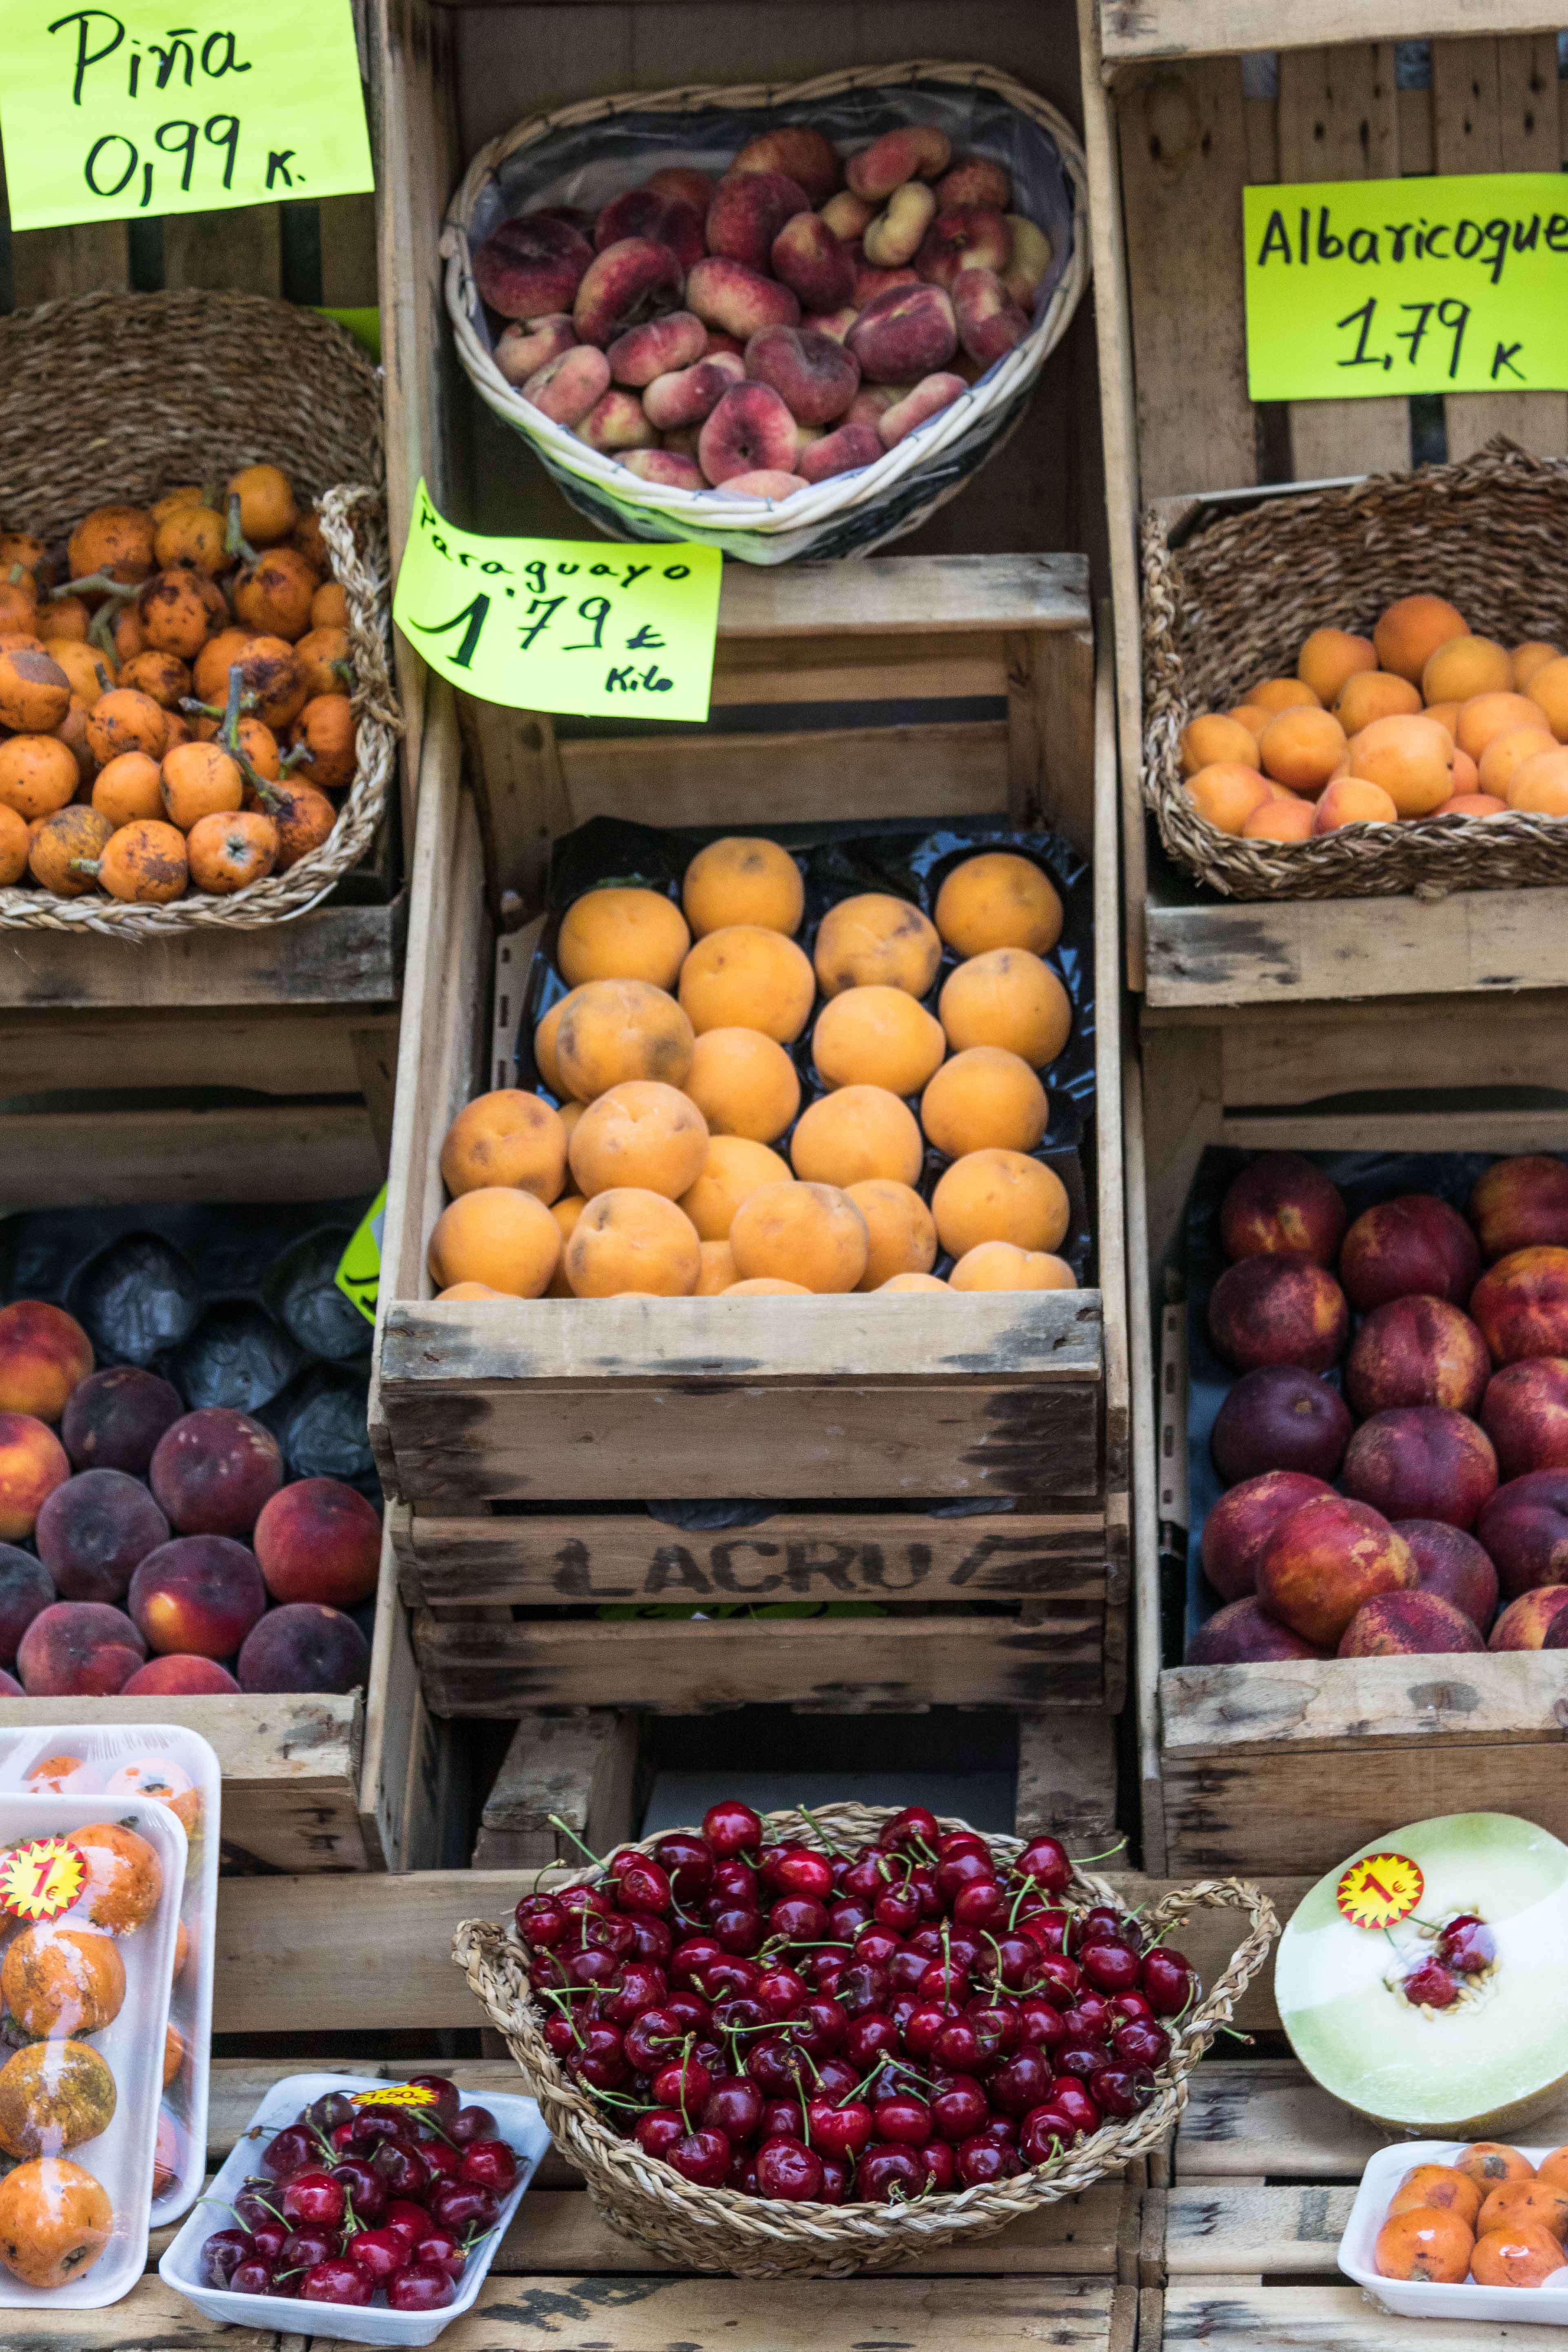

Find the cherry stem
[[797, 1806, 852, 1859], [51, 572, 136, 604], [1073, 1838, 1129, 1867], [548, 1813, 606, 1872]]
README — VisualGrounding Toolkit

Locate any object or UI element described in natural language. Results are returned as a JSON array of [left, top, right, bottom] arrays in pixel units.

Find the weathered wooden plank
[[1166, 2182, 1357, 2275], [472, 1709, 639, 1868], [1213, 989, 1568, 1106], [7, 220, 131, 310], [414, 1609, 1107, 1717], [7, 2278, 297, 2348], [1163, 1650, 1568, 1756], [1162, 2283, 1530, 2345], [0, 1104, 383, 1212], [0, 1008, 395, 1102], [1117, 58, 1255, 498], [1177, 2058, 1568, 2181], [162, 205, 283, 295], [561, 720, 1013, 832], [0, 903, 399, 1011], [714, 552, 1090, 637], [394, 1503, 1109, 1606], [1098, 0, 1563, 66], [712, 633, 1007, 707], [319, 191, 381, 307], [1016, 1710, 1122, 1848]]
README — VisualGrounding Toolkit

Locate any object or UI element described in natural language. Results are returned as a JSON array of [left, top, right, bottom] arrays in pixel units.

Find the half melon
[[1277, 1812, 1568, 2133]]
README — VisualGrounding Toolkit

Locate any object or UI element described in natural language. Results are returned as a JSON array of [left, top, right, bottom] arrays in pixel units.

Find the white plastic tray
[[160, 2070, 551, 2346], [1340, 2139, 1568, 2323], [0, 1789, 185, 2309], [0, 1722, 219, 2227]]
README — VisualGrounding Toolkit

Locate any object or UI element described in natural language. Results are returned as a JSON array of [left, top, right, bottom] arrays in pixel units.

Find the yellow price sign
[[334, 1184, 385, 1328], [0, 1835, 86, 1922], [352, 2084, 439, 2110], [1244, 174, 1568, 401], [393, 479, 721, 723], [0, 0, 375, 233], [1337, 1851, 1424, 1931]]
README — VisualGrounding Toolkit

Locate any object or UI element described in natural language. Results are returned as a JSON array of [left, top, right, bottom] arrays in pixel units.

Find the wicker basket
[[443, 62, 1090, 564], [1143, 437, 1568, 903], [0, 288, 399, 937], [455, 1802, 1275, 2277]]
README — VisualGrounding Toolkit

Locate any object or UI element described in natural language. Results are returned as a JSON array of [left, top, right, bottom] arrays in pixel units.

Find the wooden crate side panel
[[1165, 2183, 1355, 2277], [472, 1709, 640, 1868], [0, 1104, 382, 1214], [1098, 1, 1567, 64]]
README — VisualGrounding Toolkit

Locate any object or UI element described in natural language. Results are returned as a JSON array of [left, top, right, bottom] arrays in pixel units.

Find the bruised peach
[[0, 2041, 115, 2160], [237, 1601, 369, 1695], [1186, 1595, 1328, 1664], [1220, 1153, 1346, 1266], [931, 1149, 1068, 1259], [554, 978, 694, 1099], [1207, 1254, 1349, 1374], [564, 1187, 701, 1298], [0, 1412, 69, 1541], [1471, 1155, 1568, 1261], [1477, 1471, 1568, 1601], [0, 1301, 91, 1424], [427, 1186, 561, 1298], [1257, 1493, 1416, 1648], [1374, 2207, 1473, 2283], [679, 1136, 792, 1241], [149, 1406, 283, 1538], [683, 1027, 799, 1144], [730, 1180, 866, 1294], [1483, 1358, 1568, 1477], [1473, 1246, 1568, 1364], [792, 1084, 923, 1188], [1346, 1295, 1490, 1418], [575, 238, 687, 347], [441, 1089, 566, 1202], [2, 1923, 126, 2041], [1397, 1518, 1499, 1632], [16, 1600, 143, 1695], [1211, 1366, 1353, 1481], [949, 1241, 1075, 1292], [569, 1080, 709, 1201], [1200, 1470, 1336, 1603], [1489, 1585, 1568, 1647], [1340, 1193, 1481, 1309], [1342, 1405, 1497, 1530]]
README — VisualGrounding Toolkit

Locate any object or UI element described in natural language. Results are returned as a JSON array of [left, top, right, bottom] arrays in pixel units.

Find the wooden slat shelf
[[0, 900, 402, 1014], [1098, 0, 1564, 66]]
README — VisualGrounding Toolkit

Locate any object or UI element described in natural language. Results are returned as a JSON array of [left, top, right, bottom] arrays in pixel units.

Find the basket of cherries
[[455, 1801, 1274, 2275]]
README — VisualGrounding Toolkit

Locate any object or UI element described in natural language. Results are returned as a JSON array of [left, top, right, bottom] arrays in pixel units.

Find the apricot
[[187, 809, 277, 892], [1348, 713, 1455, 816], [228, 463, 298, 544], [1388, 2166, 1483, 2228], [933, 1148, 1069, 1258], [1335, 669, 1422, 732], [0, 804, 27, 884], [2, 1923, 125, 2037], [534, 993, 573, 1093], [290, 694, 355, 791], [938, 949, 1070, 1068], [1260, 706, 1347, 796], [725, 1276, 811, 1294], [950, 1241, 1076, 1292], [568, 1079, 710, 1200], [153, 501, 228, 575], [70, 1822, 162, 1934], [427, 1186, 561, 1297], [683, 836, 804, 935], [1185, 761, 1271, 834], [555, 978, 695, 1099], [30, 807, 112, 898], [1478, 2179, 1568, 2241], [1180, 714, 1261, 774], [1373, 2206, 1473, 2283], [235, 545, 319, 641], [1478, 724, 1555, 798], [678, 1135, 792, 1239], [1227, 703, 1270, 745], [683, 1026, 800, 1142], [730, 1179, 867, 1292], [680, 924, 816, 1041], [833, 1178, 935, 1290], [934, 853, 1062, 960], [1244, 798, 1315, 841], [68, 502, 155, 586], [882, 1271, 949, 1292], [1297, 627, 1377, 706], [813, 984, 946, 1095], [1508, 747, 1568, 816], [1312, 776, 1398, 832], [0, 2155, 113, 2289], [1425, 700, 1461, 739], [1457, 690, 1544, 761], [564, 1188, 701, 1297], [1454, 2144, 1535, 2186], [1524, 654, 1568, 742], [1249, 676, 1320, 714], [0, 646, 71, 733], [1436, 792, 1508, 819], [816, 892, 943, 997], [441, 1090, 567, 1202], [695, 1239, 739, 1294], [921, 1046, 1047, 1157], [791, 1084, 923, 1188], [1422, 632, 1510, 704], [0, 1300, 92, 1423], [559, 884, 690, 990], [0, 2041, 115, 2160], [1472, 2223, 1562, 2287], [93, 818, 187, 903], [1375, 594, 1469, 683], [0, 734, 77, 820]]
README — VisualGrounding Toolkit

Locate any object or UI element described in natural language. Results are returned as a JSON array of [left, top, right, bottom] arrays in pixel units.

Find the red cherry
[[759, 2098, 805, 2139], [873, 2093, 931, 2145], [329, 2157, 386, 2220], [635, 2110, 686, 2158], [703, 1800, 762, 1856], [936, 1831, 991, 1862], [347, 2225, 411, 2284], [920, 2138, 957, 2190], [282, 2171, 346, 2228], [670, 1935, 724, 1988], [565, 1946, 619, 1990], [280, 2223, 339, 2271], [665, 1989, 710, 2032], [1020, 2104, 1077, 2164], [980, 1933, 1037, 1991], [770, 1893, 831, 1942], [653, 1833, 714, 1900], [1016, 1836, 1073, 1895], [1111, 1991, 1154, 2025], [652, 2056, 712, 2110], [702, 1954, 761, 2002], [1081, 1940, 1142, 1995], [381, 2199, 430, 2247], [982, 2113, 1020, 2145], [765, 1846, 834, 1900], [931, 2019, 983, 2073], [666, 2127, 732, 2186], [835, 1960, 891, 2017], [701, 2079, 764, 2141], [262, 2123, 319, 2178], [873, 1884, 922, 1933], [624, 2009, 685, 2072], [1019, 1911, 1069, 1955], [1140, 1948, 1195, 2017], [230, 2256, 284, 2296], [748, 2036, 813, 2095], [1017, 1998, 1067, 2051], [844, 2013, 899, 2070], [755, 1965, 808, 2017], [807, 2097, 873, 2157], [448, 2102, 498, 2146], [918, 1960, 970, 2008], [249, 2218, 288, 2262], [817, 2154, 851, 2203], [1113, 2019, 1171, 2071], [956, 2134, 1022, 2186], [814, 2056, 859, 2099], [515, 1894, 566, 1947], [829, 1898, 873, 1940], [951, 1880, 1008, 1931], [411, 2223, 467, 2280], [929, 2078, 988, 2142], [902, 2002, 952, 2058], [711, 1855, 759, 1906], [388, 2263, 458, 2312], [1404, 1959, 1459, 2008], [543, 2017, 577, 2058], [1029, 1954, 1082, 2002], [966, 1997, 1021, 2052], [908, 1864, 942, 1918], [300, 2257, 373, 2307], [1048, 2080, 1102, 2135], [878, 1804, 941, 1853], [460, 2138, 520, 2193], [603, 1958, 669, 2025], [1063, 1996, 1114, 2038], [614, 1856, 673, 1915], [935, 1849, 995, 1904], [854, 1924, 904, 1968], [842, 1855, 888, 1900], [573, 2022, 630, 2091], [710, 1905, 764, 1956], [858, 2144, 927, 2202], [1440, 1916, 1497, 1976], [558, 1884, 614, 1917], [798, 1994, 848, 2055], [1091, 2063, 1156, 2118], [1056, 2038, 1112, 2082], [428, 2179, 501, 2235], [202, 2227, 253, 2287], [990, 2049, 1054, 2115], [1076, 1905, 1136, 1950], [755, 2137, 825, 2200]]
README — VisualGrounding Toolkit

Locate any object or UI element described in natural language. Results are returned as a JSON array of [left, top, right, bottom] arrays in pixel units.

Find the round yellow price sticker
[[351, 2084, 439, 2110], [1337, 1851, 1424, 1930], [0, 1834, 85, 1922]]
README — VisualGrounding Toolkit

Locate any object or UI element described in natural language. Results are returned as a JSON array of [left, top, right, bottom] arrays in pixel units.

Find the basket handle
[[1138, 1876, 1278, 2057]]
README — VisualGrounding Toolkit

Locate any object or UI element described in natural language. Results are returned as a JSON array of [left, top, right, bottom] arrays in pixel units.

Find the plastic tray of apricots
[[487, 813, 1097, 1297], [0, 1727, 219, 2231], [0, 1785, 185, 2306], [1343, 2139, 1568, 2321]]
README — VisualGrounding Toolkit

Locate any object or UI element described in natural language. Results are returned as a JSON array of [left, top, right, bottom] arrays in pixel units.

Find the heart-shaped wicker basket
[[455, 1802, 1275, 2276]]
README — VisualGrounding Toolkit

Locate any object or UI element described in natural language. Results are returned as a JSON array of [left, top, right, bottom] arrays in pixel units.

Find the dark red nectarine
[[1470, 1154, 1568, 1262], [1341, 1406, 1498, 1530], [1476, 1470, 1568, 1599], [1210, 1366, 1352, 1485], [1482, 1358, 1568, 1477], [253, 1478, 380, 1609], [62, 1366, 182, 1476], [128, 1534, 267, 1658], [0, 1544, 53, 1664], [1393, 1518, 1499, 1633], [1185, 1595, 1329, 1665], [1489, 1585, 1568, 1650], [0, 1412, 69, 1541], [150, 1407, 283, 1537], [1344, 1295, 1490, 1418], [1338, 1195, 1481, 1311], [122, 1654, 241, 1694], [1256, 1493, 1416, 1649], [237, 1602, 370, 1694], [0, 1300, 92, 1422], [1471, 1247, 1568, 1366], [1218, 1153, 1346, 1266], [1200, 1470, 1335, 1603], [34, 1469, 169, 1604], [16, 1598, 145, 1694], [1207, 1254, 1348, 1374], [1337, 1589, 1484, 1656]]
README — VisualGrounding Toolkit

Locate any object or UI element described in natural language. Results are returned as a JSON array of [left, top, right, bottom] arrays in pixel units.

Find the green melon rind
[[1275, 1812, 1568, 2133]]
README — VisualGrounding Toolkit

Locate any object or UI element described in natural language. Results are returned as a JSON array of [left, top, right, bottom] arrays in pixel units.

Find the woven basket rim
[[441, 59, 1090, 540], [453, 1801, 1275, 2273], [1142, 435, 1568, 903], [0, 292, 399, 937]]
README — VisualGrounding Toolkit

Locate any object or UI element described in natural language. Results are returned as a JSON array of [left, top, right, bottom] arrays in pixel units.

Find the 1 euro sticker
[[0, 0, 374, 231], [394, 480, 722, 724]]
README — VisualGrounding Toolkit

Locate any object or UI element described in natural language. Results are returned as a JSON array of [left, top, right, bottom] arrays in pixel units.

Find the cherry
[[667, 2128, 732, 2187], [1062, 1998, 1113, 2039], [1077, 1905, 1136, 1949], [798, 1994, 848, 2055], [388, 2264, 457, 2312], [1019, 1912, 1068, 1955], [653, 1833, 714, 1900], [558, 1883, 614, 1916], [202, 2227, 252, 2287], [615, 1856, 673, 1915], [981, 2113, 1020, 2145], [1111, 1991, 1154, 2025], [411, 2225, 468, 2279], [930, 2078, 988, 2142], [573, 1909, 636, 1958], [874, 1884, 922, 1933], [980, 1933, 1036, 1991], [903, 2002, 953, 2058], [756, 1965, 808, 2017], [1030, 1954, 1081, 2002], [936, 1831, 991, 1862], [1016, 1835, 1073, 1895], [529, 1953, 571, 1995], [756, 2137, 825, 2201], [829, 1898, 873, 1940], [626, 1913, 675, 1964], [652, 2055, 713, 2110], [919, 1960, 970, 2008], [603, 1960, 668, 2025], [760, 2098, 805, 2139], [874, 2093, 931, 2145], [1020, 2104, 1075, 2164], [1049, 2080, 1102, 2135], [750, 2036, 814, 2095], [836, 1960, 890, 2017], [382, 2199, 431, 2247], [712, 1995, 768, 2036], [711, 1905, 765, 1956], [703, 1800, 762, 1856], [1091, 2063, 1155, 2118], [879, 1804, 940, 1853], [406, 2072, 461, 2120], [670, 1935, 724, 1988], [920, 2138, 958, 2189], [282, 2171, 346, 2229], [909, 1864, 943, 1918], [234, 2185, 283, 2229], [635, 2110, 686, 2159], [1140, 1949, 1195, 2017], [231, 2256, 282, 2296], [428, 2179, 501, 2235], [330, 2157, 386, 2220], [665, 1989, 710, 2033], [249, 2218, 288, 2263], [566, 1946, 621, 1990], [306, 2091, 356, 2134], [844, 2013, 899, 2071], [935, 1850, 994, 1904], [1114, 2019, 1171, 2071], [817, 2154, 851, 2203], [701, 2079, 764, 2141], [1017, 1998, 1068, 2052], [1081, 1940, 1142, 1995], [956, 2134, 1022, 2186], [815, 2055, 860, 2101], [931, 2018, 983, 2073], [347, 2225, 411, 2284], [842, 1857, 888, 1901], [281, 2225, 341, 2272], [967, 1998, 1021, 2054], [1056, 2038, 1112, 2082], [1441, 1915, 1497, 1976], [261, 2123, 319, 2178], [854, 1924, 903, 1968], [460, 2138, 519, 2194], [859, 2144, 927, 2202], [1404, 1958, 1459, 2008], [952, 1880, 1008, 1931], [990, 2049, 1054, 2116], [771, 1894, 832, 1942], [808, 2097, 873, 2157], [448, 2104, 499, 2146], [624, 2009, 683, 2072], [765, 1847, 834, 1900]]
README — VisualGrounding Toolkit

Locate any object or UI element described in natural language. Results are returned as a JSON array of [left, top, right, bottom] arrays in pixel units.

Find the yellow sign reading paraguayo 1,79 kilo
[[1244, 173, 1568, 403]]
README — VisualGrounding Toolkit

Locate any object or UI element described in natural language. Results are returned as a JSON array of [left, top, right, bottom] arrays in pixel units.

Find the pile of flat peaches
[[0, 465, 355, 905], [1181, 594, 1568, 842]]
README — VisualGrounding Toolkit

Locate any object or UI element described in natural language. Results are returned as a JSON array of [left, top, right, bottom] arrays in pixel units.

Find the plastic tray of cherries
[[159, 2073, 550, 2347], [507, 1802, 1196, 2207]]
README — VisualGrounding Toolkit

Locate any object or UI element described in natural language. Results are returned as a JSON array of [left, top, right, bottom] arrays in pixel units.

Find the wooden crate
[[1127, 1007, 1568, 1875], [82, 1864, 1179, 2351], [1076, 0, 1568, 1005]]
